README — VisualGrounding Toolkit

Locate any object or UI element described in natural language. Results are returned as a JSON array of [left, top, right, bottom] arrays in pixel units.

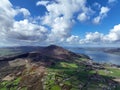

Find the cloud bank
[[80, 24, 120, 44]]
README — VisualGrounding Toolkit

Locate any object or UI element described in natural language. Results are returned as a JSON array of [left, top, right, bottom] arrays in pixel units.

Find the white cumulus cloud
[[93, 7, 110, 24], [80, 32, 104, 44], [104, 24, 120, 42], [77, 13, 89, 22], [66, 35, 80, 44], [9, 19, 48, 42], [36, 1, 49, 6], [0, 0, 118, 46], [80, 24, 120, 44], [0, 0, 48, 45], [100, 7, 110, 15], [18, 8, 31, 17], [37, 0, 93, 44], [108, 0, 117, 3]]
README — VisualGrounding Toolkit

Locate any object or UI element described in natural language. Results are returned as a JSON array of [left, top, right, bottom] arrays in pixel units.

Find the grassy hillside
[[0, 45, 120, 90], [0, 57, 120, 90]]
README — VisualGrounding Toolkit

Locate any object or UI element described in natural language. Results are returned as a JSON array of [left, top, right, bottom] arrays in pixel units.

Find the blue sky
[[72, 0, 120, 37], [0, 0, 120, 46]]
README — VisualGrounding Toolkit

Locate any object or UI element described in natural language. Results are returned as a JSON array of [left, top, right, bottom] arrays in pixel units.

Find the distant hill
[[26, 45, 84, 63], [0, 45, 83, 61], [0, 46, 43, 60], [105, 48, 120, 55], [0, 45, 86, 68], [39, 45, 82, 60]]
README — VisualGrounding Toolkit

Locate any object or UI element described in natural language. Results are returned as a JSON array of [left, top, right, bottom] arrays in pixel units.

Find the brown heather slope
[[0, 45, 87, 64], [38, 45, 82, 60], [21, 45, 83, 63]]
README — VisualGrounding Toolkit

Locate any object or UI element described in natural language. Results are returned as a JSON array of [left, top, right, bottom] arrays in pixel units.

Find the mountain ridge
[[0, 45, 120, 90]]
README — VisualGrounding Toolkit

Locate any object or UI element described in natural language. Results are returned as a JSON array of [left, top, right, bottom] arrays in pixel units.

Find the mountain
[[0, 45, 120, 90], [0, 45, 81, 61], [30, 45, 81, 61], [0, 45, 85, 71]]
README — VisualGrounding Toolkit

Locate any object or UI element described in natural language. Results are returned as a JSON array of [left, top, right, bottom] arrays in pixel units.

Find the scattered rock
[[2, 74, 15, 81]]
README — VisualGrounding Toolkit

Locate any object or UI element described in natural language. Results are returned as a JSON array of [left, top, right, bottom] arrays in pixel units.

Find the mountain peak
[[45, 45, 62, 49], [40, 45, 77, 60]]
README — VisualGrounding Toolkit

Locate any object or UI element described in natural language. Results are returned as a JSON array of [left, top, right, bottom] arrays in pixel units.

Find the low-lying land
[[104, 48, 120, 55]]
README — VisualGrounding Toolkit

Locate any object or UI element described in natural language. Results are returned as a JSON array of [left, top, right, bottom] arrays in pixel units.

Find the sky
[[0, 0, 120, 47]]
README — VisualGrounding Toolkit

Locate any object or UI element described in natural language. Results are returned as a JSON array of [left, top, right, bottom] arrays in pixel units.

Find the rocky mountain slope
[[0, 45, 120, 90]]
